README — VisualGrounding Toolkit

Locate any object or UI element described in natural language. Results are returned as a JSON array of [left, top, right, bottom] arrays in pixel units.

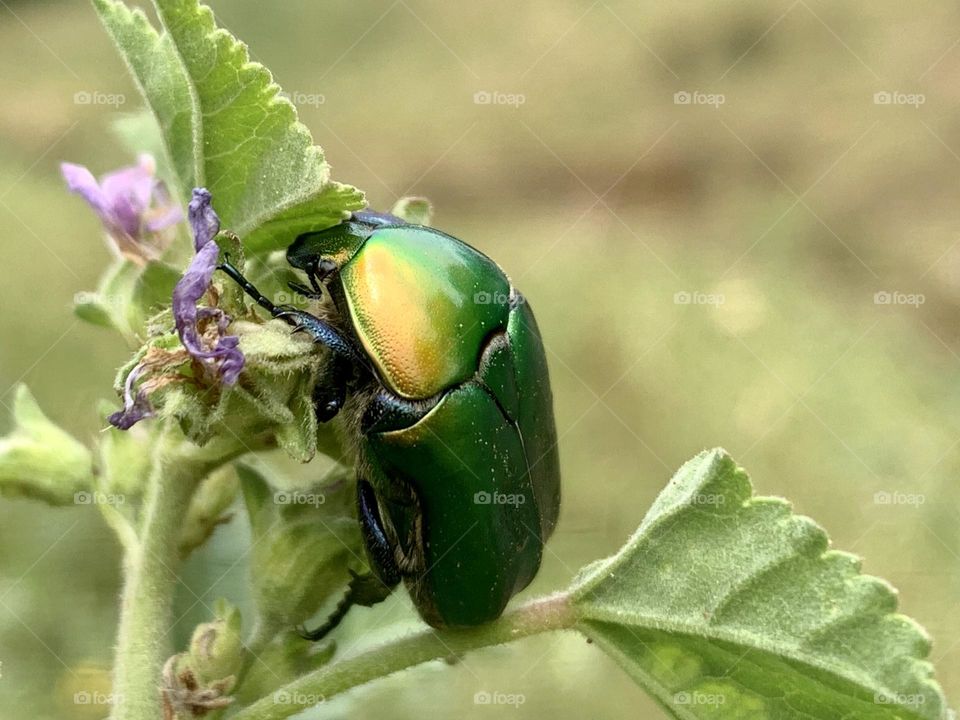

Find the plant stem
[[231, 593, 576, 720], [109, 426, 246, 720]]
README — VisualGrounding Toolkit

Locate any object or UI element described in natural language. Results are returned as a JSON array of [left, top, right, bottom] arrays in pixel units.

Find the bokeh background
[[1, 0, 960, 717]]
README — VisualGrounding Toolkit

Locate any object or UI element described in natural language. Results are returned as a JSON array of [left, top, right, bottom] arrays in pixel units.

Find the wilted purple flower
[[61, 154, 182, 263], [172, 188, 245, 386], [107, 362, 155, 430]]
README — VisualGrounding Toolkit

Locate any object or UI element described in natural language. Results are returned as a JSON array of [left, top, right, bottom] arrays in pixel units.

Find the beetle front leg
[[218, 260, 357, 420]]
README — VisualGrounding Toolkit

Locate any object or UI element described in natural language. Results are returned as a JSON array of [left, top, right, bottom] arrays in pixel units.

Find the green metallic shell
[[504, 300, 561, 539], [365, 381, 543, 627], [363, 299, 561, 627], [338, 226, 511, 400]]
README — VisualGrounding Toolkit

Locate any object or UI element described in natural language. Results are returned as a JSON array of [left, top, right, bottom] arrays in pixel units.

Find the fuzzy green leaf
[[0, 385, 93, 505], [74, 256, 180, 343], [92, 0, 365, 254], [571, 449, 948, 720]]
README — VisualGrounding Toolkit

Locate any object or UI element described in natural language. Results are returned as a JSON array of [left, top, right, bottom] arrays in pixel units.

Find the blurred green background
[[1, 0, 959, 717]]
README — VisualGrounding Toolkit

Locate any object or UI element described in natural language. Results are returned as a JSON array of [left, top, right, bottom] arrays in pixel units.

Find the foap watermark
[[474, 690, 526, 708], [674, 290, 725, 307], [873, 91, 925, 108], [688, 493, 725, 507], [74, 691, 122, 706], [273, 690, 326, 707], [74, 291, 126, 311], [473, 90, 526, 108], [873, 491, 925, 507], [279, 90, 326, 107], [474, 490, 526, 507], [874, 691, 925, 708], [674, 691, 726, 707], [474, 290, 516, 306], [74, 90, 126, 108], [74, 491, 125, 506], [272, 290, 314, 308], [274, 491, 325, 507], [873, 291, 925, 307], [674, 90, 725, 108]]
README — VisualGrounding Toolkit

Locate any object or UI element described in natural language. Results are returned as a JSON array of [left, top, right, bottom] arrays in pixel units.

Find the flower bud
[[239, 462, 361, 629], [186, 599, 244, 682]]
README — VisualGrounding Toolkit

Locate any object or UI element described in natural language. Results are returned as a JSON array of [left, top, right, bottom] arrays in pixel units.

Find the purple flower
[[172, 188, 245, 386], [61, 154, 182, 263], [107, 362, 155, 430], [106, 188, 245, 431]]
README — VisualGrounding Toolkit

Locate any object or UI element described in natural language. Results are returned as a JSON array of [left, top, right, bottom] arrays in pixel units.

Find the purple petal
[[214, 335, 245, 385], [188, 188, 220, 251], [172, 188, 246, 385], [61, 162, 108, 217], [62, 155, 183, 253], [107, 391, 154, 430], [145, 202, 185, 233], [100, 159, 155, 237], [108, 362, 155, 430], [173, 240, 220, 356]]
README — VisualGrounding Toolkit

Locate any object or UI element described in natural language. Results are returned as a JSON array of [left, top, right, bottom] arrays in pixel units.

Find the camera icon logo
[[674, 91, 692, 105], [473, 91, 492, 105]]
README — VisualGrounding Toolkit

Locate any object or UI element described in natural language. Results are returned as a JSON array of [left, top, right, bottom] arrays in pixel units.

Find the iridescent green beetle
[[220, 211, 560, 634]]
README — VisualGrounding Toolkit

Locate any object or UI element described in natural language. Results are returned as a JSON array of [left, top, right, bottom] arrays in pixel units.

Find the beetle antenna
[[217, 259, 279, 315]]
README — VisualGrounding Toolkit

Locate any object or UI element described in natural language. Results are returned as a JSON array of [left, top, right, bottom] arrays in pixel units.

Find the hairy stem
[[232, 593, 576, 720], [109, 425, 247, 720]]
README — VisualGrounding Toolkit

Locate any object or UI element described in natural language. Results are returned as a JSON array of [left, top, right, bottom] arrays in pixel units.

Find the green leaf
[[74, 256, 180, 343], [571, 449, 948, 720], [92, 0, 365, 254], [0, 385, 93, 505]]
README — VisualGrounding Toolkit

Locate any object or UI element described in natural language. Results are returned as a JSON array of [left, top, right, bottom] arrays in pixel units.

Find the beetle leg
[[297, 569, 394, 642], [287, 280, 322, 301], [218, 260, 358, 421], [312, 356, 349, 423], [357, 479, 403, 586]]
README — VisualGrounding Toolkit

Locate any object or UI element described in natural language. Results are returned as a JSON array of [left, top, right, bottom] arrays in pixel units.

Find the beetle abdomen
[[365, 379, 544, 627]]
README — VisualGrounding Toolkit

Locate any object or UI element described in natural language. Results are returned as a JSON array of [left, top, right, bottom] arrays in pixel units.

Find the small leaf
[[571, 449, 949, 720], [0, 386, 93, 505], [74, 256, 181, 342], [391, 196, 433, 225], [275, 373, 319, 464], [92, 0, 365, 254]]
